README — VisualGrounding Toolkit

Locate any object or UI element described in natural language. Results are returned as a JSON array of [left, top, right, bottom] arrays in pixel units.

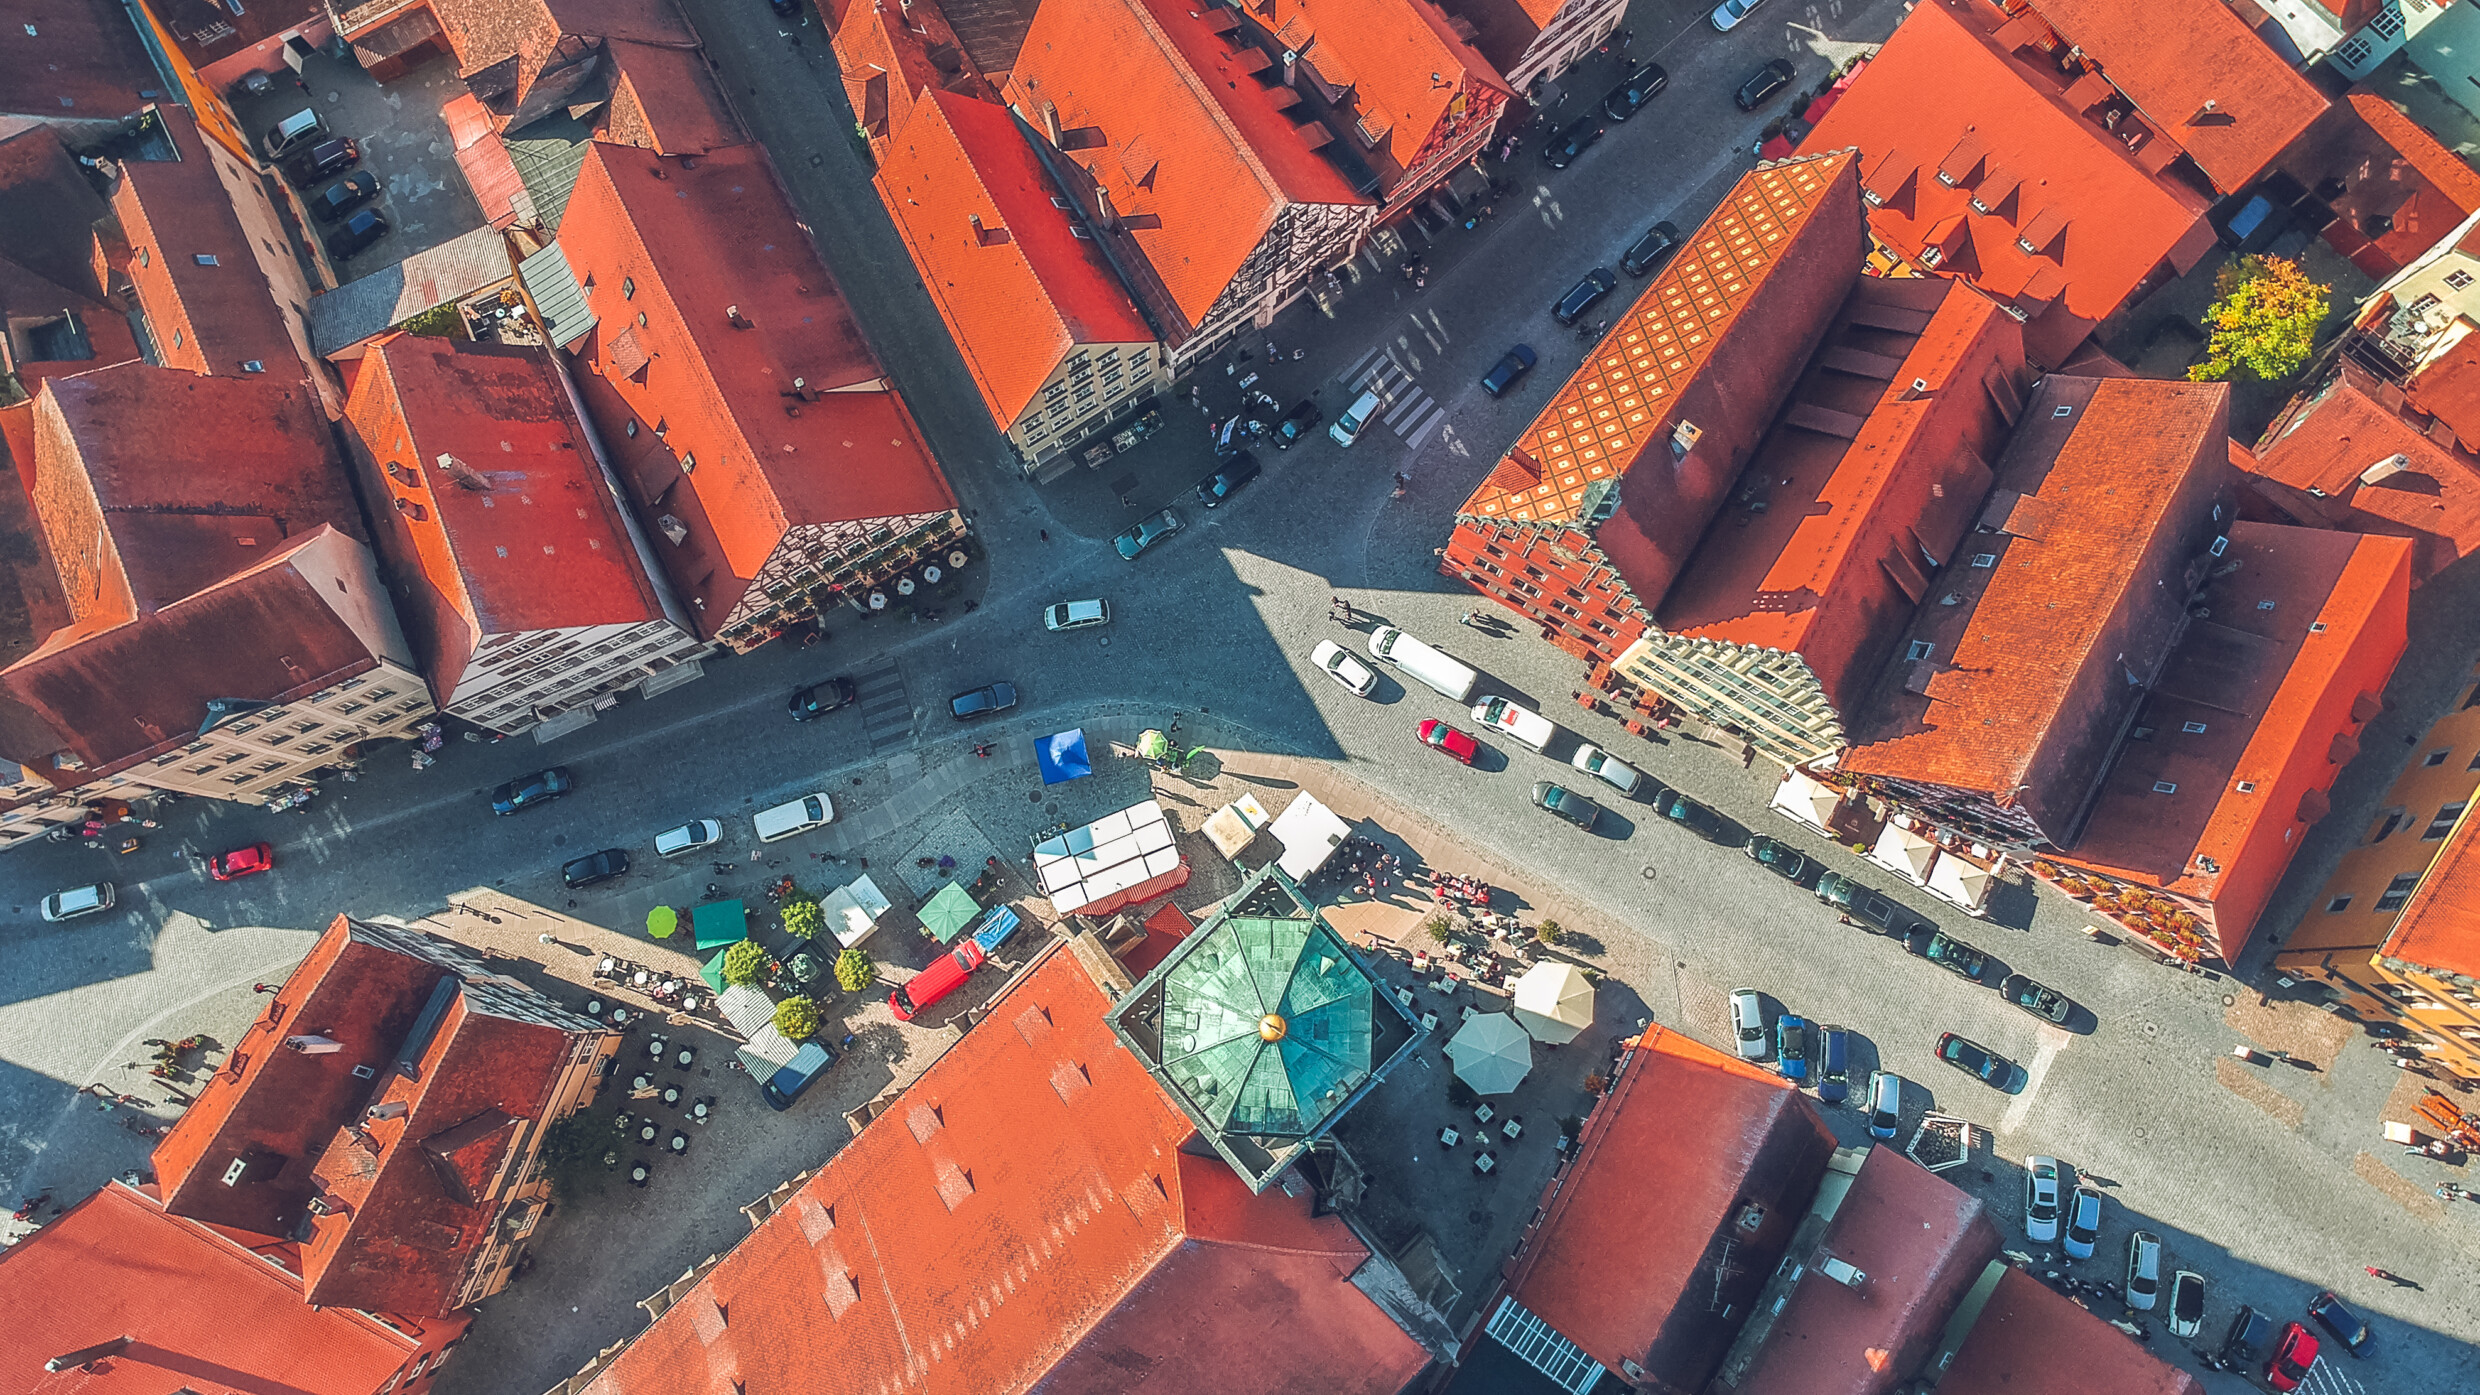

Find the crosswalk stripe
[[1403, 406, 1447, 451]]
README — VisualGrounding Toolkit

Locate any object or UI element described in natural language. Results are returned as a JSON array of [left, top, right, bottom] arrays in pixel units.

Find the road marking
[[851, 660, 913, 753], [1999, 1024, 2071, 1133]]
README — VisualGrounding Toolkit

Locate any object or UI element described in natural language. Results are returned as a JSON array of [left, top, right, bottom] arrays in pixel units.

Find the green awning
[[699, 948, 730, 993], [919, 882, 981, 943], [693, 899, 748, 949]]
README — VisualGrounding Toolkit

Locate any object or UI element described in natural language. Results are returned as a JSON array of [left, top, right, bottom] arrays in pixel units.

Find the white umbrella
[[1510, 962, 1595, 1044], [1447, 1012, 1534, 1096], [1869, 821, 1937, 885]]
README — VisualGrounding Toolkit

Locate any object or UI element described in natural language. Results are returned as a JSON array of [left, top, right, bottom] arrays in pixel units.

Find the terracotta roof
[[1457, 151, 1861, 602], [2310, 94, 2480, 277], [429, 0, 740, 151], [2410, 333, 2480, 452], [0, 402, 69, 670], [831, 0, 994, 144], [1843, 377, 2234, 839], [0, 123, 115, 302], [0, 1181, 452, 1395], [149, 0, 326, 76], [601, 39, 744, 154], [1254, 0, 1511, 188], [444, 93, 532, 227], [2054, 525, 2410, 961], [2385, 786, 2480, 980], [2020, 0, 2325, 192], [1939, 1267, 2201, 1395], [1504, 1027, 1838, 1390], [879, 90, 1153, 430], [1805, 0, 2217, 366], [107, 103, 308, 385], [0, 0, 166, 123], [2247, 360, 2480, 580], [343, 333, 671, 706], [1657, 275, 2026, 710], [1005, 0, 1371, 325], [1426, 0, 1555, 83], [580, 945, 1427, 1395], [555, 140, 957, 627]]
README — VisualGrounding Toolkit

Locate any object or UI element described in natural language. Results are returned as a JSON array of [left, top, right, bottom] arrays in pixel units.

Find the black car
[[1736, 59, 1796, 111], [1542, 114, 1605, 170], [1745, 835, 1811, 883], [2306, 1290, 2373, 1356], [285, 136, 359, 187], [1194, 451, 1262, 507], [1553, 268, 1619, 325], [1273, 400, 1322, 450], [1909, 928, 1988, 981], [1653, 789, 1730, 841], [308, 171, 380, 224], [1935, 1032, 2019, 1090], [2000, 973, 2075, 1024], [768, 0, 802, 14], [1600, 61, 1670, 121], [1480, 345, 1538, 397], [1621, 221, 1682, 276], [1530, 781, 1602, 831], [490, 766, 573, 815], [324, 208, 388, 262], [2221, 1305, 2276, 1367], [949, 682, 1018, 719], [788, 676, 857, 721], [561, 848, 631, 889]]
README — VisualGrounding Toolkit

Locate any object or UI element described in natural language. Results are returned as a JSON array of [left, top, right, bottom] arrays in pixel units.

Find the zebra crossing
[[1339, 345, 1448, 452], [849, 660, 915, 754]]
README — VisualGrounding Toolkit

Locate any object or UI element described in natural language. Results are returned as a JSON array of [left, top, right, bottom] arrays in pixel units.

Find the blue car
[[1775, 1014, 1809, 1081]]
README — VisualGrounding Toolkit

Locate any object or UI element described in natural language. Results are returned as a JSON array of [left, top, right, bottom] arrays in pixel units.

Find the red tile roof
[[2053, 524, 2410, 961], [2385, 788, 2480, 980], [1657, 275, 2026, 712], [0, 1182, 456, 1395], [579, 945, 1427, 1395], [555, 140, 957, 628], [1457, 152, 1861, 602], [147, 0, 326, 77], [879, 90, 1154, 430], [0, 401, 70, 668], [2290, 94, 2480, 278], [1004, 0, 1372, 325], [443, 93, 531, 227], [2247, 359, 2480, 581], [831, 0, 995, 144], [1252, 0, 1510, 190], [1503, 1027, 1838, 1391], [343, 333, 671, 705], [2020, 0, 2325, 192], [0, 123, 115, 303], [1844, 377, 2234, 839], [0, 0, 166, 123], [1804, 0, 2218, 366], [1938, 1267, 2201, 1395], [601, 39, 744, 155], [429, 0, 741, 152]]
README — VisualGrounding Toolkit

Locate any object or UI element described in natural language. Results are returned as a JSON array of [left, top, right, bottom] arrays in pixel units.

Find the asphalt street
[[0, 3, 2473, 1390]]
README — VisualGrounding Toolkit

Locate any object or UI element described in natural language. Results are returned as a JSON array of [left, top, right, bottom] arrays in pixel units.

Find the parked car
[[2168, 1272, 2206, 1338], [1601, 61, 1670, 120], [1865, 1069, 1902, 1138], [2000, 974, 2075, 1024], [1113, 508, 1184, 560], [1530, 781, 1601, 831], [1711, 0, 1767, 30], [1910, 929, 1988, 981], [561, 848, 632, 889], [1554, 268, 1619, 325], [2223, 1305, 2276, 1369], [1416, 718, 1479, 765], [2024, 1156, 2063, 1243], [1542, 113, 1605, 169], [2125, 1231, 2162, 1311], [1935, 1031, 2018, 1090], [2062, 1184, 2103, 1259], [1273, 400, 1322, 449], [891, 938, 986, 1021], [1570, 743, 1641, 794], [2306, 1290, 2372, 1357], [1745, 835, 1810, 883], [753, 793, 834, 842], [1775, 1014, 1809, 1080], [323, 208, 389, 262], [1194, 451, 1261, 507], [1471, 696, 1556, 750], [1817, 1025, 1850, 1103], [2266, 1322, 2319, 1393], [1044, 599, 1111, 631], [1621, 221, 1682, 276], [1310, 639, 1379, 697], [1735, 58, 1796, 111], [1329, 389, 1384, 447], [1728, 988, 1767, 1060], [1480, 344, 1538, 397], [768, 0, 805, 16], [209, 843, 274, 881], [308, 171, 379, 224], [654, 819, 723, 857], [787, 676, 857, 721], [1652, 789, 1729, 841], [39, 882, 114, 922], [491, 766, 573, 815], [761, 1040, 833, 1110], [263, 107, 324, 161], [948, 682, 1018, 719], [1814, 871, 1923, 935], [285, 136, 359, 186]]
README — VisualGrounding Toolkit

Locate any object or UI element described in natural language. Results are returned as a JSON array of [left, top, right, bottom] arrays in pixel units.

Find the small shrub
[[395, 302, 467, 340], [1583, 1073, 1607, 1096], [781, 896, 824, 941], [773, 995, 821, 1042], [1535, 920, 1564, 946], [721, 939, 766, 987], [834, 947, 876, 993], [1424, 916, 1453, 943]]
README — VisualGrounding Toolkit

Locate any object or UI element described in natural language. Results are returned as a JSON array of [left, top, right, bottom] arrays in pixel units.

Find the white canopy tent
[[1509, 962, 1595, 1044], [1270, 791, 1353, 880], [1924, 853, 1994, 918], [817, 873, 892, 949], [1868, 820, 1938, 885], [1446, 1012, 1534, 1096], [1770, 770, 1843, 831]]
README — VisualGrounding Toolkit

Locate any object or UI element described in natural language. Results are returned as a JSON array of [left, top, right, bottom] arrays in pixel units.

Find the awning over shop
[[1271, 792, 1352, 880], [1925, 853, 1993, 918], [1036, 728, 1092, 784], [1770, 769, 1843, 830], [1202, 793, 1272, 861], [691, 899, 748, 949], [818, 873, 891, 949], [1868, 821, 1938, 886]]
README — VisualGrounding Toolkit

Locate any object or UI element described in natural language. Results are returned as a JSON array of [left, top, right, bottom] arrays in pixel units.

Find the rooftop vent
[[1818, 1255, 1867, 1289], [366, 1100, 408, 1121], [2360, 454, 2411, 486], [282, 1034, 342, 1054]]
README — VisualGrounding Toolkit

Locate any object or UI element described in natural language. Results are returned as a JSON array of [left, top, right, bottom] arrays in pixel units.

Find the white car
[[2024, 1156, 2063, 1243], [752, 793, 834, 843], [1711, 0, 1764, 30], [2125, 1231, 2162, 1311], [2062, 1184, 2103, 1259], [1044, 599, 1110, 632], [1310, 640, 1378, 696], [1471, 695, 1556, 750], [2166, 1271, 2205, 1338], [1866, 1070, 1903, 1139], [654, 819, 723, 858], [40, 882, 115, 922], [1728, 988, 1767, 1060], [1570, 743, 1642, 795]]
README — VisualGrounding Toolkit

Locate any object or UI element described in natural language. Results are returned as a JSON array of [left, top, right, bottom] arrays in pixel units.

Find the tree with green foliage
[[2190, 255, 2329, 385], [773, 994, 821, 1042], [722, 939, 766, 987], [834, 947, 877, 993], [534, 1110, 607, 1200], [781, 895, 824, 942]]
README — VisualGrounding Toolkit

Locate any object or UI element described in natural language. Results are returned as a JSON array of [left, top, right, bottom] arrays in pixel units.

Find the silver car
[[1113, 508, 1184, 561], [2125, 1231, 2162, 1311], [2062, 1184, 2103, 1260], [2024, 1156, 2063, 1243], [1728, 988, 1766, 1060]]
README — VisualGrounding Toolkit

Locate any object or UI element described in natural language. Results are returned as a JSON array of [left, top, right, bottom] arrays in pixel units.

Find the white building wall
[[447, 618, 707, 734]]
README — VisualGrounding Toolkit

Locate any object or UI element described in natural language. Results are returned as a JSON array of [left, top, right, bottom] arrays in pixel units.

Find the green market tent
[[692, 899, 748, 950], [919, 881, 981, 943], [699, 948, 730, 992], [646, 906, 678, 939]]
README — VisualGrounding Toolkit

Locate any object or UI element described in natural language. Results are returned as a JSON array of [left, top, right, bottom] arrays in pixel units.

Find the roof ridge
[[903, 92, 1073, 425], [1125, 0, 1286, 207]]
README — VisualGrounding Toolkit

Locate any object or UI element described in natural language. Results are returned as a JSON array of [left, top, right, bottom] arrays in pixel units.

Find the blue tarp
[[1037, 729, 1092, 784]]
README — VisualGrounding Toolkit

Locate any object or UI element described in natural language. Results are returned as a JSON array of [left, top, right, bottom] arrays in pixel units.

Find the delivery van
[[1366, 626, 1478, 702], [891, 939, 986, 1022]]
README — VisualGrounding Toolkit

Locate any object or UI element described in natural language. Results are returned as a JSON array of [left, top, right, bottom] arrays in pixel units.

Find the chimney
[[45, 1336, 132, 1373], [726, 305, 753, 329]]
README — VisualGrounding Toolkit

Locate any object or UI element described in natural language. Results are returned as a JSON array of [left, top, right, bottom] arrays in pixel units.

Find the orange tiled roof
[[108, 104, 308, 387], [1805, 0, 2217, 366], [580, 945, 1427, 1395], [879, 90, 1153, 430], [1257, 0, 1510, 182], [0, 0, 166, 123], [2386, 791, 2480, 981], [1005, 0, 1371, 325], [2247, 360, 2480, 581], [1940, 1267, 2201, 1395]]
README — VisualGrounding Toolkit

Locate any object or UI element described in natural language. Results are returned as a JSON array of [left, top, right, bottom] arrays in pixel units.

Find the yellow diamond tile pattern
[[1459, 150, 1853, 526]]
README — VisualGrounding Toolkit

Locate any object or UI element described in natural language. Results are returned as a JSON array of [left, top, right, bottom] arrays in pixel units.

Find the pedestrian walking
[[1039, 529, 1049, 541]]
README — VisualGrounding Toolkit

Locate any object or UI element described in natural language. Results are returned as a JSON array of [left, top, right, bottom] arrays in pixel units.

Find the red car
[[209, 843, 274, 880], [1416, 718, 1479, 765], [890, 939, 985, 1022], [2266, 1321, 2318, 1392]]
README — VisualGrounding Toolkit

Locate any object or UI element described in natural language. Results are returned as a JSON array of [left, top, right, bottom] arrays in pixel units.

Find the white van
[[752, 793, 834, 842], [41, 882, 115, 922], [1043, 599, 1110, 632], [1328, 389, 1383, 447], [1366, 626, 1477, 702], [1472, 695, 1556, 751]]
